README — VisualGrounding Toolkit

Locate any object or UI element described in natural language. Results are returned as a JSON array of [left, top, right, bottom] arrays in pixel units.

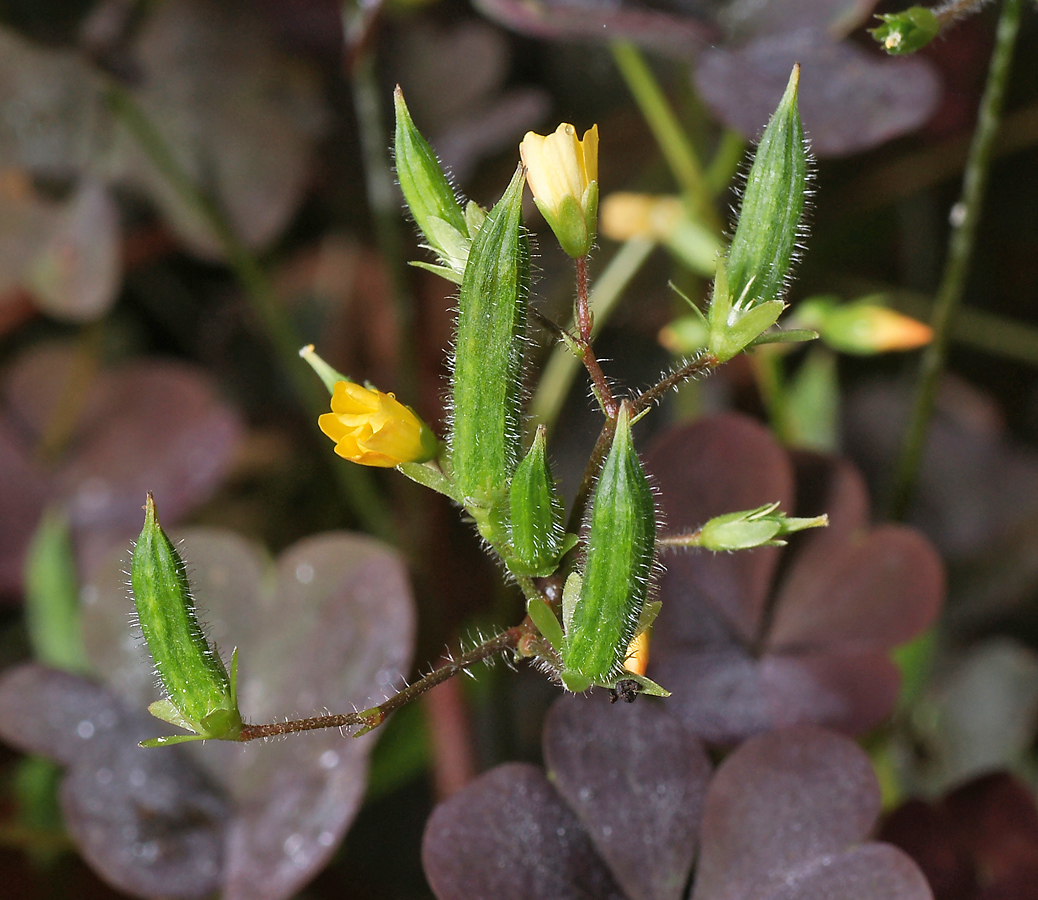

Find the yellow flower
[[519, 123, 599, 258], [318, 381, 437, 467], [623, 629, 650, 677], [600, 192, 683, 242]]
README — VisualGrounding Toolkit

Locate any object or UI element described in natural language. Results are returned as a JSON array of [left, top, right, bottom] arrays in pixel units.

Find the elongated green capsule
[[394, 87, 470, 281], [561, 404, 661, 694], [507, 425, 567, 577], [450, 165, 529, 510], [724, 64, 808, 314], [131, 494, 241, 747]]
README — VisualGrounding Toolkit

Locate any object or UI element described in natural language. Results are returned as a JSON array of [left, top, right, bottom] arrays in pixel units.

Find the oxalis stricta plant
[[129, 65, 828, 747]]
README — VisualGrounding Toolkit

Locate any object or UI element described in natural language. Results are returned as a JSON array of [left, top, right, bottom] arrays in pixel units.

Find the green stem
[[889, 0, 1021, 521], [105, 83, 393, 540], [529, 238, 655, 434], [610, 42, 719, 230]]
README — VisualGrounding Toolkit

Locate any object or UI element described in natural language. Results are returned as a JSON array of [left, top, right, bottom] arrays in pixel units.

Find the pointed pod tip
[[144, 492, 158, 525], [788, 62, 801, 93]]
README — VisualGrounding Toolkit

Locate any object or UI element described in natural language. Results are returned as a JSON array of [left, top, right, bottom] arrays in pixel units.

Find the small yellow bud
[[519, 123, 599, 258], [318, 381, 437, 467], [843, 306, 933, 353], [600, 193, 683, 242]]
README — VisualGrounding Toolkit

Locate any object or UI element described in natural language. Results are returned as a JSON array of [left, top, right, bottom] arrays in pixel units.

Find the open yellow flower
[[319, 381, 437, 467], [520, 123, 599, 258]]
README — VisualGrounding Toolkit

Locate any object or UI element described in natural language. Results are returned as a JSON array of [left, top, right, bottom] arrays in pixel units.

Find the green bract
[[131, 494, 241, 748], [507, 425, 570, 577], [709, 64, 808, 361], [559, 404, 665, 696], [870, 7, 940, 55], [450, 165, 529, 515], [695, 502, 828, 551], [394, 86, 471, 282]]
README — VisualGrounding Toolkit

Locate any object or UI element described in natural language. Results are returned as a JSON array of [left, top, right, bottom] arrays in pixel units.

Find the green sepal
[[535, 181, 598, 259], [131, 495, 242, 746], [723, 64, 808, 315], [450, 165, 529, 504], [870, 7, 940, 55], [299, 345, 349, 393], [408, 260, 463, 284], [393, 86, 469, 274], [464, 200, 487, 235], [561, 403, 656, 690], [746, 328, 819, 348], [140, 733, 210, 749], [147, 699, 197, 732], [710, 300, 786, 363], [507, 425, 566, 577], [527, 595, 564, 654], [612, 671, 670, 698]]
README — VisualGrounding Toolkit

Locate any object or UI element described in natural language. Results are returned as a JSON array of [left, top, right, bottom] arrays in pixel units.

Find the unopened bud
[[870, 7, 940, 55]]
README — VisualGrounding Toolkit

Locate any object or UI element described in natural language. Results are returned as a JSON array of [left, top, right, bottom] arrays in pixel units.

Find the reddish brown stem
[[236, 626, 527, 742]]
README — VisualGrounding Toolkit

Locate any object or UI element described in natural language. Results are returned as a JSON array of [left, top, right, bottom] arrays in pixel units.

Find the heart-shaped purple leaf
[[692, 726, 930, 900], [0, 664, 228, 899], [423, 762, 626, 900], [695, 29, 940, 157], [79, 526, 415, 900], [543, 693, 712, 900]]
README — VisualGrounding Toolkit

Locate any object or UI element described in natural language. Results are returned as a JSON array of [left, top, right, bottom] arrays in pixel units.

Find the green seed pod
[[561, 403, 657, 693], [131, 494, 241, 747], [724, 63, 808, 315], [450, 165, 529, 508], [394, 87, 470, 280], [508, 425, 566, 577], [869, 7, 940, 55]]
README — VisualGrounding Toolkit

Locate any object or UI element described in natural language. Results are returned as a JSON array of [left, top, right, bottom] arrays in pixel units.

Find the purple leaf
[[695, 29, 941, 157], [423, 762, 626, 900], [0, 665, 227, 900], [648, 414, 792, 646], [693, 726, 930, 900], [0, 341, 243, 595], [646, 414, 942, 744], [472, 0, 713, 60], [80, 526, 416, 900], [716, 0, 879, 42], [767, 526, 944, 651], [543, 693, 711, 900]]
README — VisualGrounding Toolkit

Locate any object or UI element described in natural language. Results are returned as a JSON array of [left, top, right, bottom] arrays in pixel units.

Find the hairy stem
[[530, 238, 655, 435], [574, 256, 619, 417], [889, 0, 1022, 520], [237, 626, 528, 741]]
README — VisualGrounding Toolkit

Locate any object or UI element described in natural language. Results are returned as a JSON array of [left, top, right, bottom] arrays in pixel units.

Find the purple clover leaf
[[423, 695, 931, 900], [0, 341, 243, 598], [645, 414, 944, 745], [0, 527, 416, 900]]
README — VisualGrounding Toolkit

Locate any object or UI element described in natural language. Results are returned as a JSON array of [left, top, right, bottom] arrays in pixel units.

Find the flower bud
[[520, 123, 599, 259], [671, 502, 827, 552], [131, 494, 241, 747], [450, 165, 529, 505], [394, 87, 470, 281], [507, 426, 567, 577], [319, 380, 437, 468], [870, 7, 940, 55], [561, 404, 665, 696], [795, 296, 933, 355]]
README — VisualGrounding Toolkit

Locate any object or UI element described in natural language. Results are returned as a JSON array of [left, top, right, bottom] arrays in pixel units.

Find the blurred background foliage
[[0, 0, 1038, 898]]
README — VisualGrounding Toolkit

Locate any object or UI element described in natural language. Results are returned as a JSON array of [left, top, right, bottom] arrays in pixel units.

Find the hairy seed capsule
[[450, 165, 529, 508], [561, 403, 656, 692], [131, 493, 241, 746], [508, 425, 566, 577]]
